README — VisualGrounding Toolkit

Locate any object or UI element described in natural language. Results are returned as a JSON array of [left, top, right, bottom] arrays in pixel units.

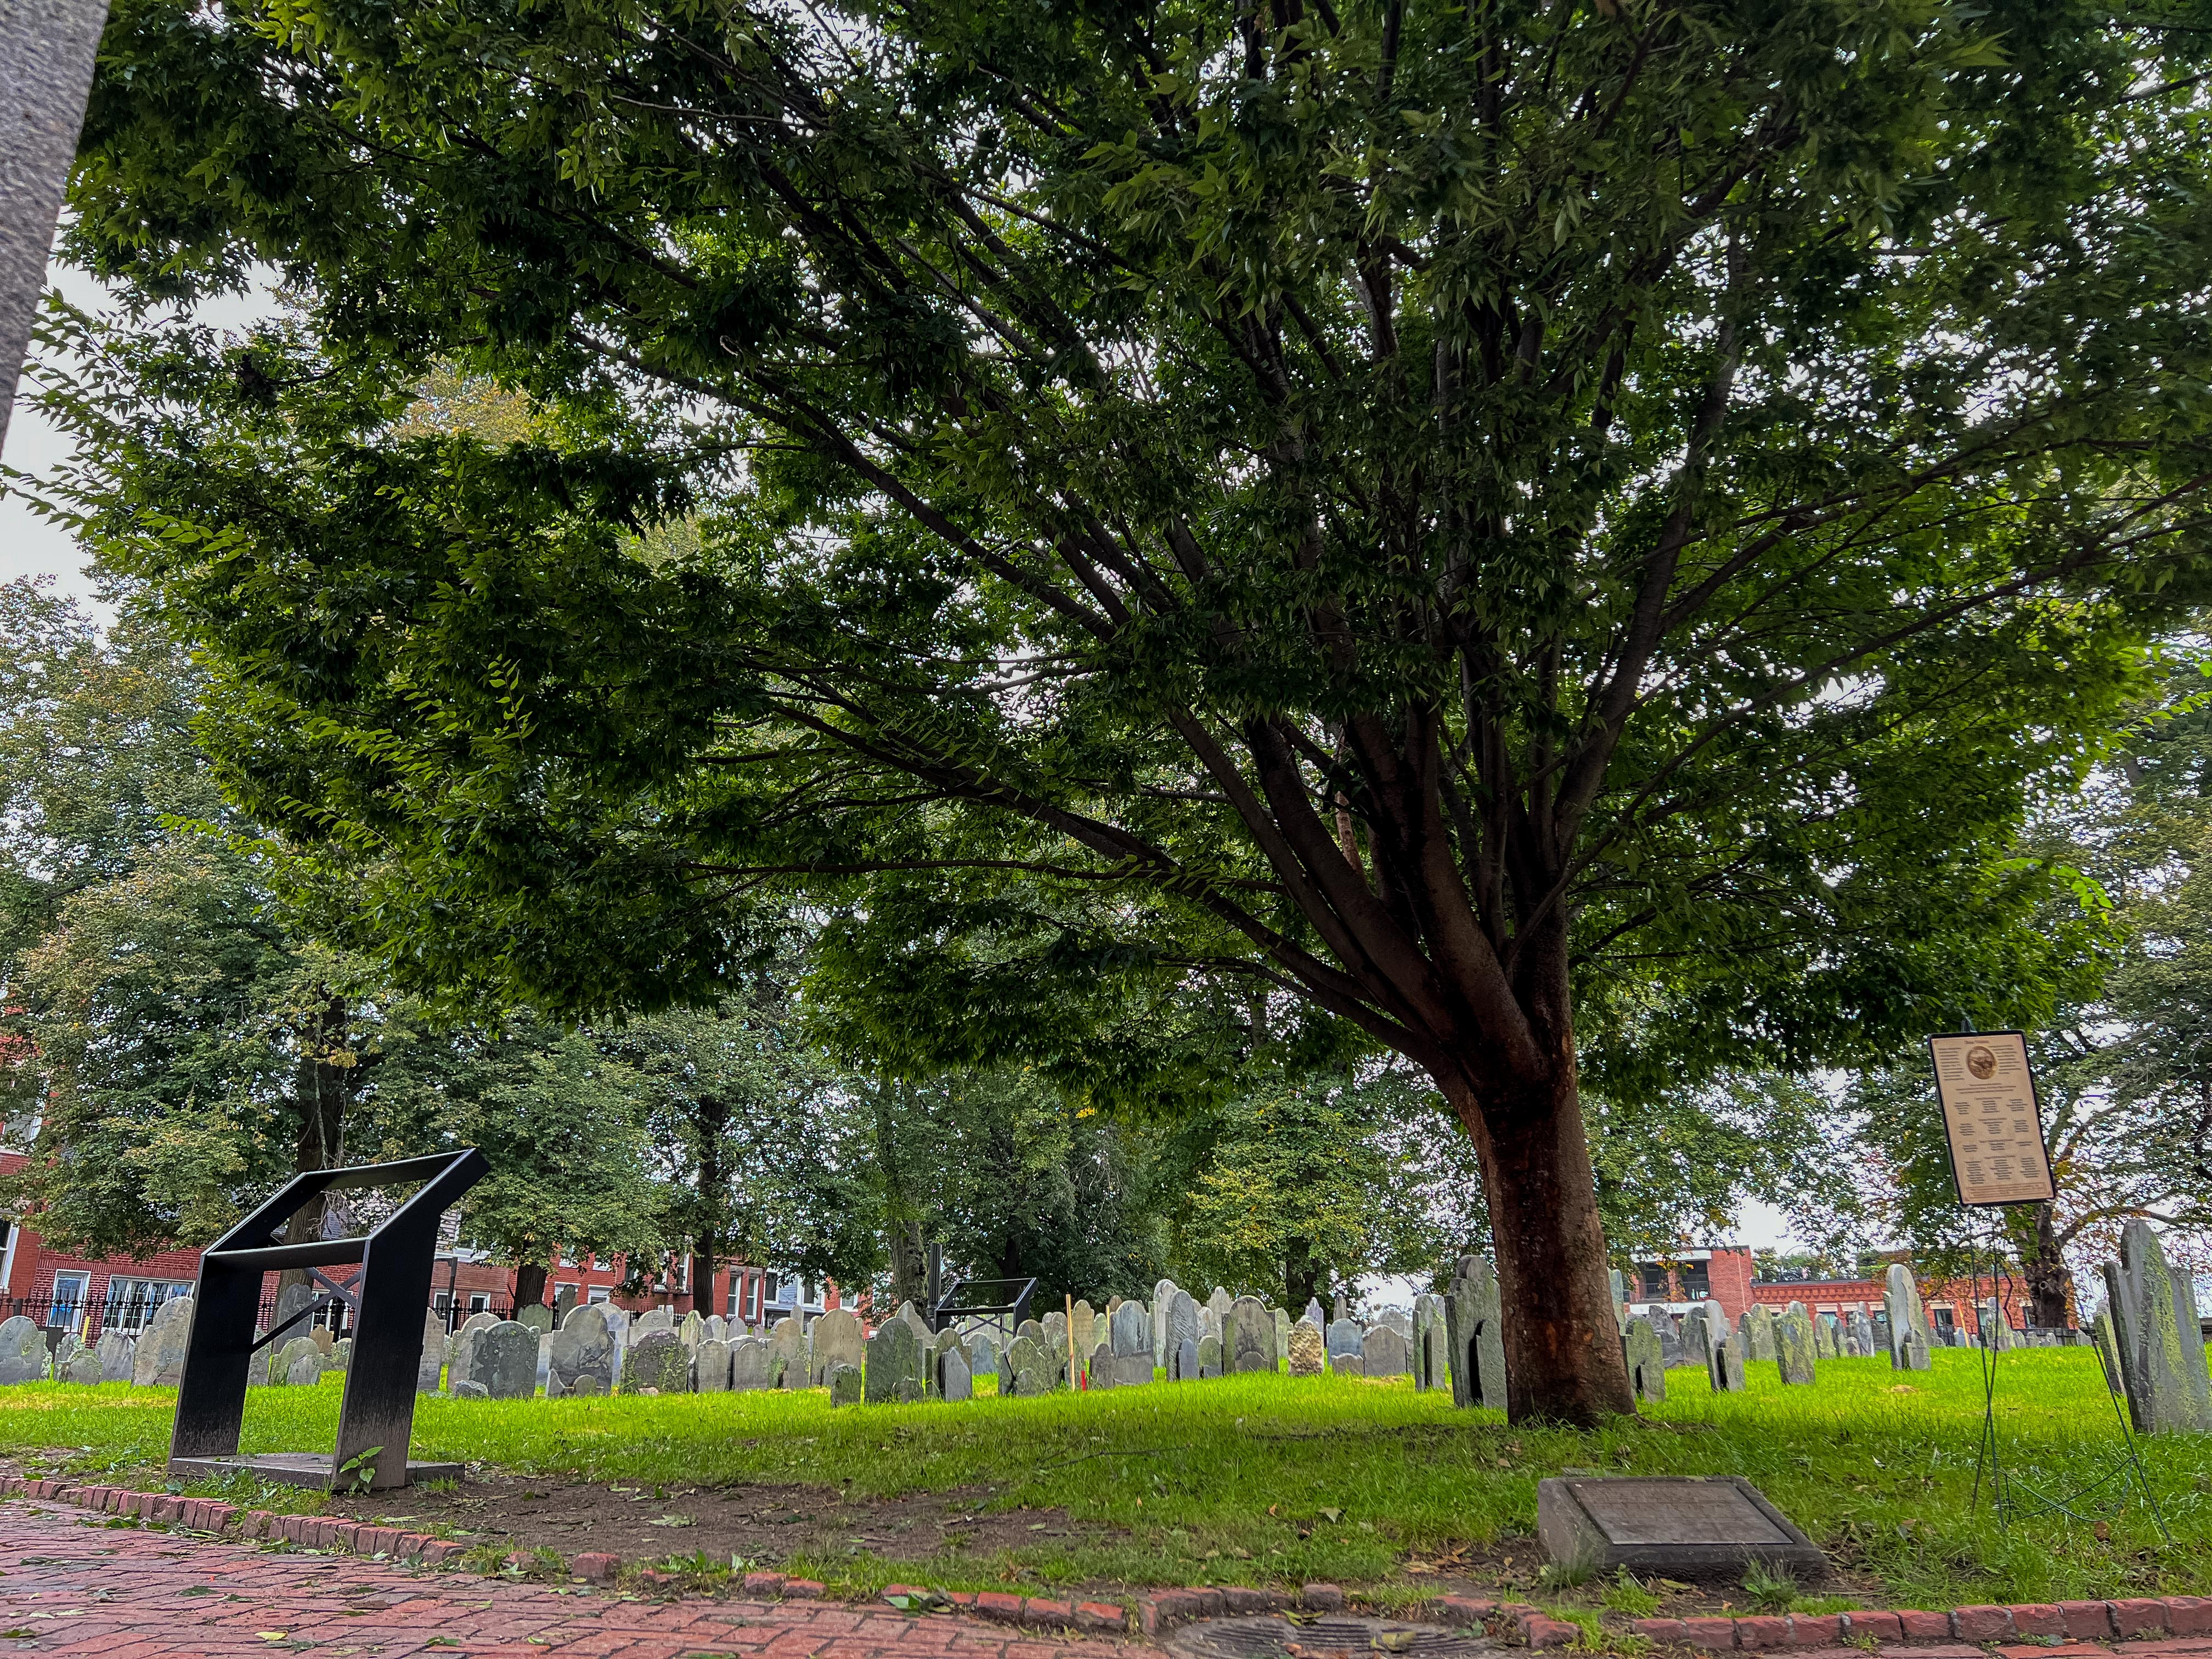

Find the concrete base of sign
[[169, 1452, 465, 1491], [1536, 1476, 1825, 1582]]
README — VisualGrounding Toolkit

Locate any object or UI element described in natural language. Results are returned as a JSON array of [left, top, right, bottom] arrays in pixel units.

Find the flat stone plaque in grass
[[1536, 1475, 1825, 1581]]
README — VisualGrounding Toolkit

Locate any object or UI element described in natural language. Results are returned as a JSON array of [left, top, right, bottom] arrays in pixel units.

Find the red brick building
[[1625, 1243, 2044, 1336]]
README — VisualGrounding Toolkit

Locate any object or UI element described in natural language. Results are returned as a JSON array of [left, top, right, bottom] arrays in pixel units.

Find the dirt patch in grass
[[321, 1468, 1121, 1572]]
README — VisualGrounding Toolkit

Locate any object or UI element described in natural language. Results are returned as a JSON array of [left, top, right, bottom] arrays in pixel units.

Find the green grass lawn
[[2, 1348, 2207, 1614]]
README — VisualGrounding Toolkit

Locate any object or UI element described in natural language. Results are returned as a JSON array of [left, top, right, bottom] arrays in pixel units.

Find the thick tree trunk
[[276, 992, 351, 1305], [888, 1218, 927, 1311], [514, 1261, 549, 1312], [1284, 1236, 1319, 1311], [2017, 1201, 2071, 1330], [1442, 1039, 1634, 1426]]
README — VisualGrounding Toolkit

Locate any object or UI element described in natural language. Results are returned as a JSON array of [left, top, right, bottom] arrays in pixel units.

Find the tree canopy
[[41, 0, 2212, 1418]]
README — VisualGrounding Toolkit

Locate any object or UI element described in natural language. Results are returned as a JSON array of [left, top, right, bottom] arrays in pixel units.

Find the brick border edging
[[6, 1481, 2205, 1650]]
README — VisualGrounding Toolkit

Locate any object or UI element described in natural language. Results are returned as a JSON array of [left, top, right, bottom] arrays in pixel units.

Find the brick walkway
[[0, 1500, 1137, 1659]]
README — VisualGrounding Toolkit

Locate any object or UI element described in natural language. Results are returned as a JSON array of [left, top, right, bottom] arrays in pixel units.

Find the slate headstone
[[1709, 1336, 1746, 1393], [1739, 1306, 1777, 1363], [1413, 1293, 1447, 1391], [769, 1314, 807, 1387], [1325, 1318, 1364, 1361], [447, 1311, 496, 1392], [810, 1310, 865, 1387], [1622, 1317, 1666, 1404], [695, 1338, 733, 1391], [1152, 1278, 1180, 1366], [623, 1328, 691, 1394], [866, 1316, 925, 1404], [550, 1306, 620, 1395], [554, 1284, 578, 1322], [1883, 1265, 1933, 1371], [1272, 1307, 1291, 1364], [416, 1310, 447, 1393], [470, 1320, 540, 1400], [63, 1348, 104, 1385], [1898, 1327, 1931, 1372], [1099, 1299, 1151, 1386], [133, 1296, 194, 1387], [2103, 1220, 2212, 1434], [728, 1336, 774, 1391], [1776, 1310, 1817, 1386], [1444, 1257, 1507, 1411], [516, 1304, 554, 1336], [939, 1346, 973, 1402], [1226, 1294, 1273, 1374], [287, 1349, 326, 1387], [1070, 1299, 1097, 1361], [97, 1328, 139, 1387], [637, 1307, 676, 1333], [828, 1361, 862, 1404], [1362, 1323, 1409, 1379], [969, 1329, 998, 1379]]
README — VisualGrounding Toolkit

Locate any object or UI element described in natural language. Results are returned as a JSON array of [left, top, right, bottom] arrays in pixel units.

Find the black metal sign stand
[[1927, 1033, 2166, 1540], [170, 1149, 488, 1492]]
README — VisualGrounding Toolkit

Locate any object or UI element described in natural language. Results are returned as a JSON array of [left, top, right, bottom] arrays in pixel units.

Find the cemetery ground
[[1, 1348, 2207, 1644]]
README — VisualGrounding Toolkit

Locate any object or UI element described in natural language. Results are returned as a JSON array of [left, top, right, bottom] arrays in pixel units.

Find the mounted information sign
[[1927, 1031, 2057, 1207]]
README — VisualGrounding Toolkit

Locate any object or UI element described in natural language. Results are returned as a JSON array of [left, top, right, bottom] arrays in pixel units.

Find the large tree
[[42, 0, 2212, 1419]]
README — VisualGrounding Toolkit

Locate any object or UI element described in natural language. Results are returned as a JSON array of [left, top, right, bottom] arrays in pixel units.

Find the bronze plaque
[[1568, 1478, 1792, 1545], [1928, 1031, 2057, 1206]]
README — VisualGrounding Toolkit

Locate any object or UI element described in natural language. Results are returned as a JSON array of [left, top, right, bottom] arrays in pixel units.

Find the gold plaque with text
[[1927, 1031, 2057, 1207]]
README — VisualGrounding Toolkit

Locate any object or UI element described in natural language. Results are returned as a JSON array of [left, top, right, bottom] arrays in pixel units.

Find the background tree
[[44, 0, 2212, 1419]]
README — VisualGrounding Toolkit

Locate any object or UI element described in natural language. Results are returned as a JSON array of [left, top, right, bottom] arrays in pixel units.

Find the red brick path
[[0, 1500, 1137, 1659]]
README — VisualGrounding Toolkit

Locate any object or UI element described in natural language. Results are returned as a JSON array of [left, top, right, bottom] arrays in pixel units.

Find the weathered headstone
[[1041, 1308, 1068, 1367], [469, 1320, 540, 1400], [1709, 1336, 1746, 1393], [554, 1284, 578, 1322], [1303, 1296, 1325, 1329], [769, 1314, 807, 1387], [1207, 1285, 1233, 1329], [1084, 1338, 1111, 1389], [1609, 1268, 1629, 1330], [273, 1282, 315, 1342], [1361, 1323, 1409, 1379], [287, 1348, 326, 1387], [1012, 1363, 1048, 1397], [623, 1328, 691, 1394], [1738, 1305, 1776, 1363], [97, 1328, 139, 1387], [1172, 1335, 1200, 1381], [1413, 1293, 1447, 1391], [550, 1306, 620, 1395], [1287, 1317, 1325, 1378], [1622, 1317, 1666, 1403], [1680, 1304, 1719, 1370], [1165, 1289, 1201, 1369], [1898, 1327, 1931, 1371], [1883, 1265, 1932, 1370], [1226, 1295, 1273, 1374], [1776, 1310, 1817, 1386], [1847, 1311, 1877, 1358], [693, 1337, 733, 1392], [416, 1310, 447, 1393], [63, 1347, 104, 1385], [1152, 1278, 1181, 1367], [1099, 1299, 1152, 1386], [969, 1329, 998, 1379], [939, 1346, 973, 1402], [1272, 1307, 1291, 1364], [637, 1307, 676, 1333], [447, 1310, 496, 1390], [1195, 1334, 1222, 1379], [866, 1317, 925, 1404], [516, 1304, 554, 1336], [1070, 1299, 1096, 1361], [810, 1309, 865, 1387], [728, 1336, 775, 1391], [1325, 1318, 1364, 1363], [2103, 1220, 2212, 1434], [133, 1295, 194, 1387], [828, 1361, 863, 1405], [330, 1336, 353, 1373], [1444, 1257, 1507, 1411]]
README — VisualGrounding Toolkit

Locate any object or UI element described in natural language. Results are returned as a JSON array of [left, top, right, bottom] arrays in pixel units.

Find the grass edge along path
[[0, 1348, 2205, 1614]]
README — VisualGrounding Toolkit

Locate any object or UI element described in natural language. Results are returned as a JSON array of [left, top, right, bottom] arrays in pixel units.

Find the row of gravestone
[[2090, 1220, 2212, 1435]]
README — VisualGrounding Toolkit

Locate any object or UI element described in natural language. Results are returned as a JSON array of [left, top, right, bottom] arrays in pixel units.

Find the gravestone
[[1537, 1476, 1825, 1581], [267, 1334, 315, 1386], [1776, 1310, 1817, 1386], [1871, 1310, 1893, 1353], [939, 1346, 972, 1402], [1739, 1305, 1776, 1363], [1847, 1311, 1877, 1358], [1333, 1291, 1349, 1323], [133, 1295, 194, 1387], [1153, 1278, 1181, 1366], [1325, 1318, 1364, 1364], [1898, 1327, 1931, 1371], [969, 1329, 997, 1379], [97, 1328, 139, 1387], [1099, 1299, 1152, 1387], [1976, 1299, 2015, 1352], [1199, 1304, 1223, 1344], [1287, 1317, 1325, 1378], [64, 1347, 104, 1385], [828, 1362, 863, 1405], [287, 1348, 326, 1387], [1444, 1257, 1507, 1411], [1165, 1289, 1201, 1366], [554, 1284, 578, 1322], [1413, 1293, 1447, 1391], [415, 1310, 447, 1393], [866, 1317, 926, 1404], [1015, 1317, 1046, 1347], [1012, 1363, 1048, 1397], [1304, 1296, 1325, 1329], [1709, 1336, 1745, 1393], [1006, 1331, 1056, 1393], [470, 1320, 540, 1400], [1272, 1308, 1291, 1364], [447, 1311, 496, 1392], [331, 1336, 353, 1373], [310, 1324, 335, 1356], [636, 1307, 675, 1333], [2103, 1220, 2212, 1434], [1196, 1334, 1222, 1379], [1362, 1323, 1409, 1379], [1883, 1265, 1933, 1370], [897, 1300, 933, 1350], [1680, 1305, 1718, 1370], [1042, 1309, 1068, 1371], [1609, 1268, 1629, 1330], [1070, 1300, 1096, 1360], [1622, 1317, 1666, 1404], [810, 1310, 865, 1387], [516, 1304, 554, 1336], [623, 1328, 691, 1394], [1173, 1335, 1200, 1381], [769, 1314, 807, 1387], [273, 1282, 315, 1342], [695, 1338, 733, 1392], [1085, 1339, 1111, 1388], [550, 1306, 620, 1395], [729, 1336, 775, 1391], [1226, 1295, 1273, 1374]]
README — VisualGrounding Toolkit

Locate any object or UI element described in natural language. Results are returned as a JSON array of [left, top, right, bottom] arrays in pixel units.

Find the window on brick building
[[47, 1272, 89, 1328], [104, 1277, 190, 1333]]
